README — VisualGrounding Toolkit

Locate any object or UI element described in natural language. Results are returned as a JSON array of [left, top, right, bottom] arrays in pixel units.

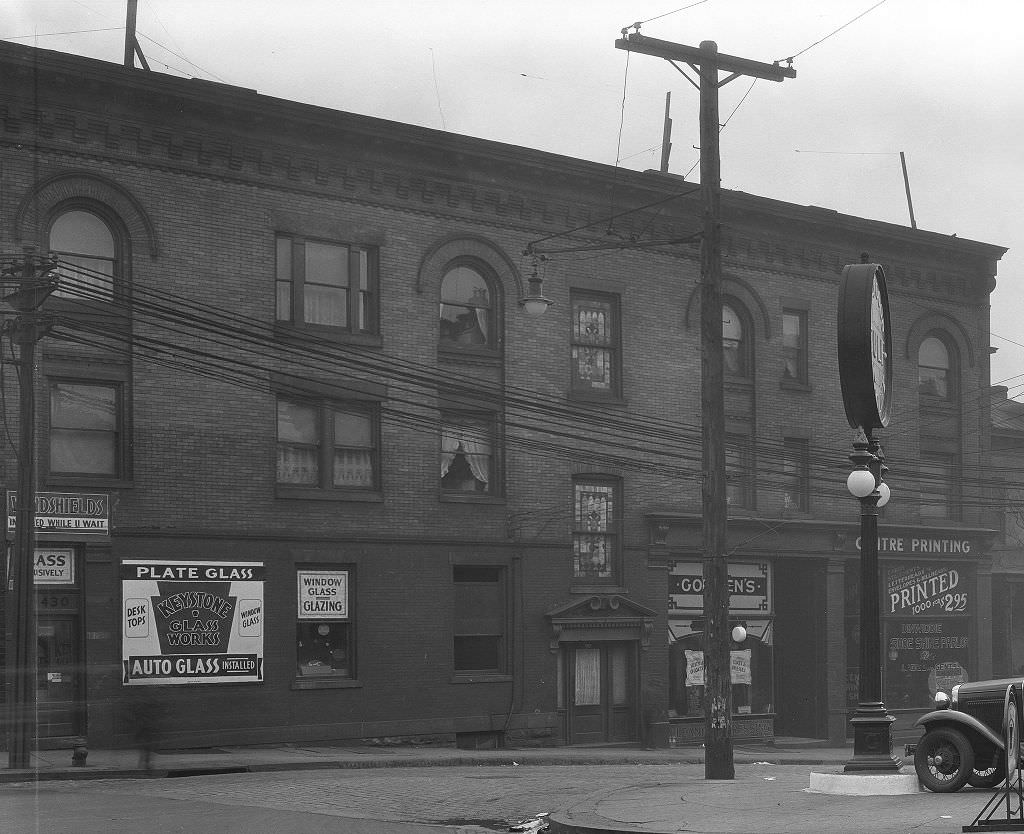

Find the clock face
[[870, 277, 889, 415]]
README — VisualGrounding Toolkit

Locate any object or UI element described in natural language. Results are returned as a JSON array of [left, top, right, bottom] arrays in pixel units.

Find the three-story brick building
[[0, 40, 1008, 752]]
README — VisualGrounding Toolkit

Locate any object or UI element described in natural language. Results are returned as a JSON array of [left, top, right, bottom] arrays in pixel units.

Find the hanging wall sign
[[837, 263, 893, 430], [121, 559, 265, 685]]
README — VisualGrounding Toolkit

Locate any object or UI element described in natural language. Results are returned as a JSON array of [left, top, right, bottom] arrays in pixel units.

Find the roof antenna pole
[[124, 0, 150, 70], [900, 151, 917, 229]]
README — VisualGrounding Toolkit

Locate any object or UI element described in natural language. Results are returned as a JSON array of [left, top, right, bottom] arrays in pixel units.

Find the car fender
[[916, 710, 1005, 751]]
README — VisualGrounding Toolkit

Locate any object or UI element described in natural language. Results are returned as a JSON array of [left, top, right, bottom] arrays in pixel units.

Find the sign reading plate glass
[[297, 570, 349, 619], [120, 559, 264, 686], [837, 263, 893, 430], [34, 548, 74, 585]]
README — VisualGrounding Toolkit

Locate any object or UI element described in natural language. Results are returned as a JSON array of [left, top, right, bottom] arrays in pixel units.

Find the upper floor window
[[439, 264, 495, 349], [725, 434, 754, 509], [723, 302, 750, 377], [571, 291, 619, 396], [276, 236, 377, 333], [441, 413, 496, 495], [277, 397, 378, 493], [48, 209, 117, 302], [918, 336, 952, 399], [780, 437, 809, 512], [919, 452, 959, 520], [782, 309, 807, 384], [49, 380, 124, 478], [572, 478, 619, 581]]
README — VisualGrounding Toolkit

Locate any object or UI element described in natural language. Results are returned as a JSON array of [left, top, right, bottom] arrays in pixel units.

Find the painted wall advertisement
[[121, 559, 264, 685]]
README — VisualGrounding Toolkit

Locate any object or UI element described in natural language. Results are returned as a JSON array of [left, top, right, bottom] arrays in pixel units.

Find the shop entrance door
[[36, 611, 83, 738], [565, 642, 636, 744]]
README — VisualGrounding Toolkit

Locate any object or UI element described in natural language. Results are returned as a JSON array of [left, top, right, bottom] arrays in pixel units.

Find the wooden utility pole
[[124, 0, 150, 70], [615, 32, 794, 780]]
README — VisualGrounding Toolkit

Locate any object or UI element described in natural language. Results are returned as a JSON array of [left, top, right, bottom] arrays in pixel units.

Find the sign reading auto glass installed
[[885, 564, 969, 617], [121, 560, 264, 685], [669, 561, 770, 613], [297, 570, 349, 619]]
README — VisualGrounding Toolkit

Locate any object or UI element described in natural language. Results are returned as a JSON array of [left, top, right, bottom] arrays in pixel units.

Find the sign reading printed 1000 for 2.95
[[121, 560, 265, 685], [886, 564, 968, 617]]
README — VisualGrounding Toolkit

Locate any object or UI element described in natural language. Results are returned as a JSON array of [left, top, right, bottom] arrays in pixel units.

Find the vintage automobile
[[913, 677, 1022, 792]]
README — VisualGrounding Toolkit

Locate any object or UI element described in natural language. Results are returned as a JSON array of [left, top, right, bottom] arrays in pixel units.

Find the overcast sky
[[5, 0, 1023, 394]]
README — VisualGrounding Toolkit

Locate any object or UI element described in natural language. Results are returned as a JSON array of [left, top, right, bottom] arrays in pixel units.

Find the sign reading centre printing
[[121, 559, 265, 686], [297, 570, 349, 619], [669, 562, 770, 613], [7, 491, 109, 536]]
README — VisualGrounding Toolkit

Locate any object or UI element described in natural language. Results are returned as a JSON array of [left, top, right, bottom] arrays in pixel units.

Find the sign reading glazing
[[7, 491, 109, 536], [297, 570, 349, 619], [120, 559, 265, 685], [837, 262, 893, 430]]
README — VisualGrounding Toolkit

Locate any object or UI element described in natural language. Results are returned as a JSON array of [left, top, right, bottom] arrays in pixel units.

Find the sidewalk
[[0, 736, 851, 783]]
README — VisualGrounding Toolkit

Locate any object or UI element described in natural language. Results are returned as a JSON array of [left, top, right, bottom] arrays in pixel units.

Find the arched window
[[723, 302, 750, 377], [440, 264, 495, 349], [918, 336, 952, 398], [48, 209, 118, 301]]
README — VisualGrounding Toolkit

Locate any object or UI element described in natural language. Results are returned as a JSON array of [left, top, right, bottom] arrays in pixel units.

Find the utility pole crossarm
[[615, 34, 795, 82]]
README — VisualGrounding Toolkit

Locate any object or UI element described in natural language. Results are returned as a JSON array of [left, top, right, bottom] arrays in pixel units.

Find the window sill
[[779, 378, 811, 393], [450, 673, 512, 684], [291, 676, 362, 691], [440, 493, 506, 505], [275, 486, 383, 503], [274, 322, 382, 348], [45, 476, 133, 490], [438, 345, 502, 363], [568, 391, 627, 407], [570, 584, 628, 595]]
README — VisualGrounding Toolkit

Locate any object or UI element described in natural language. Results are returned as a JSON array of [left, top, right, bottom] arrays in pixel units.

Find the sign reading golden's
[[121, 559, 264, 685]]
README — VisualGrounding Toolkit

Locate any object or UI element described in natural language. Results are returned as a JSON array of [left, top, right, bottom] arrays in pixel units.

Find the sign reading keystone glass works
[[7, 491, 109, 537], [121, 560, 265, 685], [837, 263, 893, 430]]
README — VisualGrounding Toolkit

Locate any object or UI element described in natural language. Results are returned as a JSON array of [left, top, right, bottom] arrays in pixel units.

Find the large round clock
[[837, 262, 893, 430]]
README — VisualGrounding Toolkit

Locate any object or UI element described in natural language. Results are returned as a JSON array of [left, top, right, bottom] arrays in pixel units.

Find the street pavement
[[0, 739, 1016, 834]]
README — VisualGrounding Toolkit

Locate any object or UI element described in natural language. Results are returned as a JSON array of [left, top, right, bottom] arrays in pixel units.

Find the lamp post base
[[844, 708, 903, 772]]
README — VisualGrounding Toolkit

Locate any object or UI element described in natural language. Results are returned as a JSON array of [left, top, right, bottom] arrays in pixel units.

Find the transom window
[[277, 397, 378, 491], [441, 413, 495, 495], [918, 336, 951, 398], [49, 380, 123, 477], [572, 478, 619, 580], [48, 209, 117, 302], [276, 236, 377, 333], [440, 264, 495, 348], [571, 291, 619, 396]]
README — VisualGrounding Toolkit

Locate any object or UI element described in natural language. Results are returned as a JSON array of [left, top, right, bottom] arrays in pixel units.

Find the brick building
[[0, 40, 1008, 752]]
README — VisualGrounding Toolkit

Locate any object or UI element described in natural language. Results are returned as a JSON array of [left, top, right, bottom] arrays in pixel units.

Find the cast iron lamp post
[[844, 429, 901, 772]]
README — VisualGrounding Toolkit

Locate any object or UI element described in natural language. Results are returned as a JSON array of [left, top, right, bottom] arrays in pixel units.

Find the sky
[[4, 0, 1023, 393]]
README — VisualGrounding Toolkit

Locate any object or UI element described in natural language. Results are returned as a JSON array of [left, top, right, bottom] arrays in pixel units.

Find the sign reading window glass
[[120, 559, 264, 686], [297, 570, 349, 619]]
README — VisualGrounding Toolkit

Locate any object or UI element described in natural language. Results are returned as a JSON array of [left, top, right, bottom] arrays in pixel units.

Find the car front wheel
[[915, 727, 976, 793]]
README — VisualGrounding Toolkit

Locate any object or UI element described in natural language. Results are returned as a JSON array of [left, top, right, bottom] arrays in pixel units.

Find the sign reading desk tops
[[7, 491, 109, 536], [121, 560, 265, 686]]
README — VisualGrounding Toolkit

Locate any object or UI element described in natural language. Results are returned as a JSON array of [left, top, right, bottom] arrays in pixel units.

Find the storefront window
[[668, 620, 774, 717], [295, 568, 355, 680]]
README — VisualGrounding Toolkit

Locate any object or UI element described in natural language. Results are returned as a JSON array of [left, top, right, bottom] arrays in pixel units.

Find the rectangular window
[[441, 412, 496, 495], [571, 291, 619, 396], [453, 565, 506, 674], [780, 437, 809, 512], [275, 235, 377, 333], [725, 435, 754, 509], [782, 309, 807, 384], [277, 397, 378, 492], [49, 380, 123, 478], [573, 478, 619, 580], [920, 452, 959, 520], [296, 567, 355, 682]]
